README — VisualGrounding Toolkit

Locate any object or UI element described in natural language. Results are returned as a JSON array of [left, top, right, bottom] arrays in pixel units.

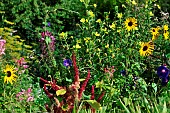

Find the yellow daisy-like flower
[[163, 25, 169, 40], [139, 41, 154, 56], [4, 65, 17, 84], [150, 27, 160, 36], [124, 17, 137, 31]]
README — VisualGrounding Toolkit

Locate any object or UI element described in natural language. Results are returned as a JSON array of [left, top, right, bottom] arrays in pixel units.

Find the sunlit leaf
[[56, 89, 66, 96]]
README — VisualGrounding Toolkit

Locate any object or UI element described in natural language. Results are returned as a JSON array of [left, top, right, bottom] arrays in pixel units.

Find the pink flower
[[27, 96, 34, 102], [0, 39, 6, 55], [27, 88, 32, 94]]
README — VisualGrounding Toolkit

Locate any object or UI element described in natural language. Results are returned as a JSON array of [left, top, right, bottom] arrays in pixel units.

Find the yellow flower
[[97, 48, 101, 52], [4, 65, 17, 84], [74, 43, 81, 49], [84, 37, 91, 43], [131, 0, 137, 5], [152, 35, 159, 41], [80, 18, 85, 23], [149, 11, 154, 16], [150, 27, 160, 36], [96, 19, 101, 23], [87, 10, 95, 17], [164, 25, 168, 30], [85, 19, 88, 22], [70, 36, 74, 39], [117, 13, 123, 19], [164, 32, 169, 40], [59, 32, 67, 38], [156, 4, 161, 9], [76, 39, 81, 43], [95, 32, 100, 36], [105, 43, 109, 48], [109, 23, 116, 30], [93, 4, 97, 8], [4, 20, 15, 25], [124, 17, 137, 31], [163, 25, 169, 40], [139, 41, 154, 56]]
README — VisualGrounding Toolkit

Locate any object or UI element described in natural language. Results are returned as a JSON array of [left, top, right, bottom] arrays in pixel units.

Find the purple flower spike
[[63, 59, 72, 68], [157, 66, 169, 79]]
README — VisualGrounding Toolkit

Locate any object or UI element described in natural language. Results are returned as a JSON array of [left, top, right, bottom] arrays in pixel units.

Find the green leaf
[[84, 100, 101, 110], [151, 83, 157, 93], [166, 53, 170, 58], [45, 36, 51, 45]]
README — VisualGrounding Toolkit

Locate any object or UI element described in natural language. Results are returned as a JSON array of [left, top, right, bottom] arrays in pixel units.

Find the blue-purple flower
[[121, 70, 126, 76], [63, 59, 72, 68], [157, 66, 169, 79], [47, 22, 51, 27], [157, 65, 169, 85]]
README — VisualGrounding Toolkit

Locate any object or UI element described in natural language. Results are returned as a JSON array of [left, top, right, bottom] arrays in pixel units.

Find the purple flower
[[47, 22, 51, 27], [157, 66, 169, 79], [161, 77, 169, 86], [63, 59, 72, 68], [121, 70, 126, 76], [157, 66, 169, 85]]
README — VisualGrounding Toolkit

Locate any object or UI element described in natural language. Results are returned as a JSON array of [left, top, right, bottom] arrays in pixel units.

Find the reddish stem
[[78, 70, 91, 100]]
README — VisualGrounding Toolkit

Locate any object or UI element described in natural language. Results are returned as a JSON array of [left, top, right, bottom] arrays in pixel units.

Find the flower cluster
[[40, 31, 55, 56], [40, 52, 104, 112], [16, 88, 34, 102], [0, 39, 6, 55], [16, 57, 29, 69], [63, 59, 72, 68], [104, 66, 115, 78], [4, 65, 17, 84]]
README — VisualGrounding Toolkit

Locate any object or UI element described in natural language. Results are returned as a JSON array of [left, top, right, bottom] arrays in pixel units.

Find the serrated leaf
[[56, 89, 66, 96], [84, 100, 101, 110]]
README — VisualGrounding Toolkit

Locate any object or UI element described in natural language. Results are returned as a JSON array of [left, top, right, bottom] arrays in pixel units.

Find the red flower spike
[[45, 104, 51, 112], [97, 91, 105, 102], [91, 85, 95, 100], [40, 77, 49, 84], [72, 52, 80, 87], [78, 70, 91, 100]]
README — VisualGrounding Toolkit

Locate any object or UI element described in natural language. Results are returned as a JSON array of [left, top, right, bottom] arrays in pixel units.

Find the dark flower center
[[153, 29, 155, 32], [164, 30, 167, 33], [143, 46, 148, 51], [7, 71, 11, 77], [128, 21, 133, 26]]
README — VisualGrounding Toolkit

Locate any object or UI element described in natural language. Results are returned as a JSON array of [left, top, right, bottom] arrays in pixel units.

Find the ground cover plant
[[1, 0, 170, 113]]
